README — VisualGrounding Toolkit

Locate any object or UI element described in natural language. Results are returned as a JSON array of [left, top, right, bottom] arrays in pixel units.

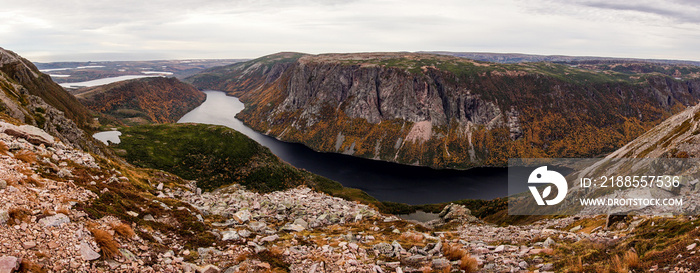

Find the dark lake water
[[179, 91, 526, 205]]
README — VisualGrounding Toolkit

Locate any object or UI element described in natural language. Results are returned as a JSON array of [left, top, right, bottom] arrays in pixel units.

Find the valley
[[176, 90, 511, 205], [2, 46, 700, 272]]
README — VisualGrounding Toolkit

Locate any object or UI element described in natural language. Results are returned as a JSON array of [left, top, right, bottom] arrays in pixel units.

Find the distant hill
[[74, 77, 205, 125], [35, 59, 245, 84], [424, 51, 700, 66], [188, 51, 700, 169]]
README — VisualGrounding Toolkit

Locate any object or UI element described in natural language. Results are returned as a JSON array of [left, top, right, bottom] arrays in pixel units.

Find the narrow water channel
[[178, 91, 521, 205]]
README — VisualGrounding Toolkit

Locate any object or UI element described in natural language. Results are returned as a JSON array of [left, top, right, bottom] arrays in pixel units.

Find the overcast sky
[[2, 0, 699, 62]]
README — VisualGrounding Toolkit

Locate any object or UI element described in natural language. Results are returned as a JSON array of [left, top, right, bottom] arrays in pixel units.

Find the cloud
[[3, 0, 700, 62], [576, 0, 700, 23]]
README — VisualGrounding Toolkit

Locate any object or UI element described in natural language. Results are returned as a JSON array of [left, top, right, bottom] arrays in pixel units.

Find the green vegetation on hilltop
[[116, 123, 315, 192], [333, 53, 646, 84]]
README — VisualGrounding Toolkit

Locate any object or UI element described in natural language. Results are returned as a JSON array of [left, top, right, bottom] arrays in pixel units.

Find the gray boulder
[[238, 229, 251, 238], [281, 223, 305, 232], [543, 237, 556, 248], [222, 230, 239, 241], [431, 258, 450, 269], [38, 213, 70, 227], [0, 122, 54, 146], [0, 211, 8, 225]]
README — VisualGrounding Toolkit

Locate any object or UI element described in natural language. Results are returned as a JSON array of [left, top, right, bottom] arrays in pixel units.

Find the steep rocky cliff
[[188, 52, 700, 169], [0, 47, 99, 152], [74, 77, 205, 124]]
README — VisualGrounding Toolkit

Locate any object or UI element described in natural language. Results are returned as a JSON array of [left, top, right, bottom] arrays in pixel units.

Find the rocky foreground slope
[[188, 52, 700, 169], [0, 119, 554, 272], [4, 118, 700, 272]]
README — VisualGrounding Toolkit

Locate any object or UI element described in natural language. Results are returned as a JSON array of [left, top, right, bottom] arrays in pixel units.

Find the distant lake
[[179, 91, 528, 205], [59, 75, 160, 88]]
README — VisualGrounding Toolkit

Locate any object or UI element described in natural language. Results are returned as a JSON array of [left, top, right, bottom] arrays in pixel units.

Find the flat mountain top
[[425, 51, 700, 66]]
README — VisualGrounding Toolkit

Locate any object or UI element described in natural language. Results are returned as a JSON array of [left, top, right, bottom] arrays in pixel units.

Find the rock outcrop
[[0, 122, 55, 146], [188, 52, 700, 169], [0, 47, 99, 153], [437, 203, 480, 224]]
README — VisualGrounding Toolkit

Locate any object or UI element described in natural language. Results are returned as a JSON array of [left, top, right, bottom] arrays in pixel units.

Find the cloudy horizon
[[2, 0, 700, 62]]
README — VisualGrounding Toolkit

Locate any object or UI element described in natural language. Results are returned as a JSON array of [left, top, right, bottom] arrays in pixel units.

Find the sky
[[1, 0, 700, 62]]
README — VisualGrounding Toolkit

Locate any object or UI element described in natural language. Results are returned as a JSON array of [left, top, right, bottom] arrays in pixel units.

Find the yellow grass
[[460, 255, 479, 272], [90, 228, 121, 259], [111, 222, 136, 239]]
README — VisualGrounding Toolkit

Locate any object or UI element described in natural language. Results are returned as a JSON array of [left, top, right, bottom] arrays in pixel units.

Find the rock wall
[[189, 52, 700, 169]]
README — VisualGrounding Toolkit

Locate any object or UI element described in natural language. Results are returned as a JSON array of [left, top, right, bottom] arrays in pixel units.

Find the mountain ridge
[[187, 52, 700, 169], [608, 100, 700, 159]]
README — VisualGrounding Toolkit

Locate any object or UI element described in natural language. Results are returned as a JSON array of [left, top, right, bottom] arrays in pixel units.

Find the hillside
[[187, 52, 700, 169], [607, 101, 700, 159], [74, 77, 205, 125], [0, 47, 100, 152]]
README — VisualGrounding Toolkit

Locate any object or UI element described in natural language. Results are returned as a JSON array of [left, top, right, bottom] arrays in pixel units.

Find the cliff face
[[188, 52, 700, 169], [75, 77, 205, 124], [0, 47, 99, 152]]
